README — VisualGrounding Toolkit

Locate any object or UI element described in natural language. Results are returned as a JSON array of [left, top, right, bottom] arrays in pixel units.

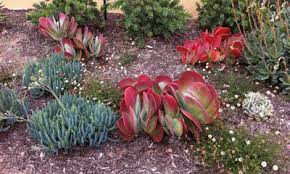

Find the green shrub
[[240, 1, 290, 96], [0, 85, 29, 132], [23, 54, 82, 98], [196, 123, 282, 173], [197, 0, 248, 32], [29, 93, 117, 153], [111, 0, 189, 44], [81, 79, 121, 112], [0, 1, 7, 23], [27, 0, 103, 26]]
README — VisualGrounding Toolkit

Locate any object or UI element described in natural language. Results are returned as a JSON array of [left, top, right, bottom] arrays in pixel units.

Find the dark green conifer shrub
[[29, 93, 117, 153], [27, 0, 103, 26], [197, 0, 248, 32], [0, 85, 29, 132], [23, 54, 82, 98], [112, 0, 189, 44]]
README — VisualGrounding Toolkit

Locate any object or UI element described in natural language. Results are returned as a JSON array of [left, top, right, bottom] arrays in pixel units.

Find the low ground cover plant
[[118, 71, 220, 142], [29, 93, 117, 153], [0, 85, 29, 132], [28, 0, 103, 26], [23, 54, 82, 98], [111, 0, 189, 45], [177, 26, 244, 68], [0, 1, 7, 24], [197, 123, 282, 173], [81, 79, 121, 111], [39, 13, 105, 60]]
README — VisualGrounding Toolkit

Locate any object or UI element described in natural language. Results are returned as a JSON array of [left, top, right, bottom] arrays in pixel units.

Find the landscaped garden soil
[[0, 10, 289, 174]]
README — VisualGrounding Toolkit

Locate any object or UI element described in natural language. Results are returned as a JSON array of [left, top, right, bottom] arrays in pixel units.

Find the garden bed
[[0, 10, 289, 174]]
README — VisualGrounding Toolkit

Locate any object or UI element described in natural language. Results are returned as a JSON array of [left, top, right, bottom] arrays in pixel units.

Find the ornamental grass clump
[[242, 92, 274, 121], [117, 71, 220, 142], [0, 85, 29, 132], [29, 93, 117, 153]]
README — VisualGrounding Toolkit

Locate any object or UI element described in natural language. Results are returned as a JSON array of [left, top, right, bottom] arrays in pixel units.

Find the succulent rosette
[[118, 71, 220, 142]]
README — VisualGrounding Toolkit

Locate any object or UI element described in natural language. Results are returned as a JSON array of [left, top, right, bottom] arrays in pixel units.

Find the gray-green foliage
[[0, 85, 29, 132], [29, 93, 117, 153], [111, 0, 189, 45], [243, 1, 290, 96], [23, 54, 82, 98]]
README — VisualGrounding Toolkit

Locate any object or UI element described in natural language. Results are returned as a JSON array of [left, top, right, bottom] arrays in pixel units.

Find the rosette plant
[[117, 71, 220, 142], [176, 26, 244, 67], [39, 13, 105, 60]]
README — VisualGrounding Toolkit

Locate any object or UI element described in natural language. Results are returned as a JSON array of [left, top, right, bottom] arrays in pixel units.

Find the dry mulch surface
[[0, 10, 289, 174]]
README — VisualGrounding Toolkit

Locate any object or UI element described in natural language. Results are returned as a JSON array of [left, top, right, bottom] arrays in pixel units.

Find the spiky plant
[[0, 85, 29, 132], [29, 93, 117, 153], [23, 53, 82, 98]]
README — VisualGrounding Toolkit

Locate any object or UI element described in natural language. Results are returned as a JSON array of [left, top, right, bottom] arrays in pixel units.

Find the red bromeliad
[[176, 26, 244, 67], [39, 13, 105, 61], [117, 71, 220, 142]]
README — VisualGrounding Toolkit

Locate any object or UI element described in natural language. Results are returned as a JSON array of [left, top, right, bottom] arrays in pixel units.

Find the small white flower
[[12, 73, 16, 77], [205, 127, 209, 130], [229, 130, 234, 134], [255, 82, 260, 85], [61, 88, 64, 91], [226, 104, 230, 108], [238, 157, 243, 162], [275, 131, 280, 135], [220, 151, 225, 156], [230, 106, 235, 110], [208, 134, 213, 139], [237, 103, 241, 107], [261, 161, 267, 168], [266, 91, 271, 95], [272, 165, 278, 171], [212, 138, 216, 142], [65, 80, 69, 83], [235, 95, 239, 98], [246, 140, 251, 145], [218, 108, 223, 113], [231, 137, 236, 142]]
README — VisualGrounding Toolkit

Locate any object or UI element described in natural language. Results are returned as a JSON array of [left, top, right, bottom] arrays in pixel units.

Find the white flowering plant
[[196, 123, 282, 174], [242, 92, 274, 121]]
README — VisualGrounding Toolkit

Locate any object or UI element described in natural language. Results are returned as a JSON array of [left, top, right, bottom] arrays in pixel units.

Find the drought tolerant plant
[[236, 1, 290, 95], [111, 0, 189, 45], [81, 79, 121, 111], [0, 85, 29, 132], [176, 26, 244, 68], [197, 0, 249, 32], [117, 71, 220, 142], [23, 54, 82, 98], [0, 1, 7, 24], [27, 0, 103, 26], [196, 123, 282, 174], [242, 92, 274, 121], [29, 93, 117, 153], [39, 13, 105, 60]]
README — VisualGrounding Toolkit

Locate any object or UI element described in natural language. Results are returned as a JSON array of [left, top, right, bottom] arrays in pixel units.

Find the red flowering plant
[[176, 26, 244, 69], [117, 71, 220, 142], [39, 13, 105, 61]]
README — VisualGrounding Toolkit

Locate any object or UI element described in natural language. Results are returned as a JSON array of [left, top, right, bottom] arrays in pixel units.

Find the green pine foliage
[[112, 0, 189, 44], [23, 54, 82, 98], [27, 0, 103, 26], [29, 93, 117, 153], [0, 85, 29, 132], [197, 0, 248, 32]]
